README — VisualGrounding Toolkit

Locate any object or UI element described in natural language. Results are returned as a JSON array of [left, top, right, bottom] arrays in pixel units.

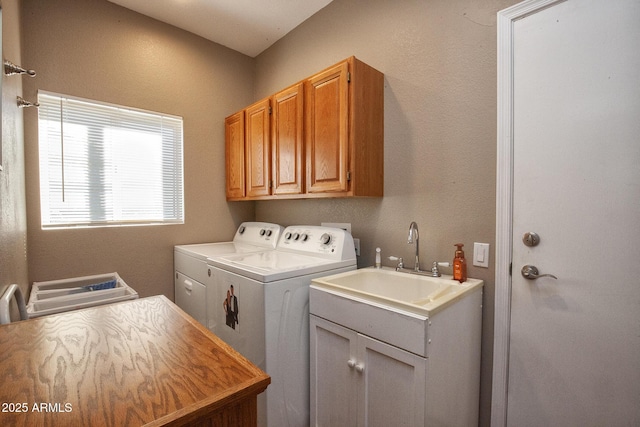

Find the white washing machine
[[173, 222, 283, 327], [207, 225, 357, 427]]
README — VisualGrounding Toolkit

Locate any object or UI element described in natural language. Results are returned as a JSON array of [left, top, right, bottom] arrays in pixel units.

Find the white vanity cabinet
[[310, 315, 426, 426], [309, 277, 483, 427]]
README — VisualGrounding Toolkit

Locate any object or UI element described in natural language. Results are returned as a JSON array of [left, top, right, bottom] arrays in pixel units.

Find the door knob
[[521, 265, 557, 280]]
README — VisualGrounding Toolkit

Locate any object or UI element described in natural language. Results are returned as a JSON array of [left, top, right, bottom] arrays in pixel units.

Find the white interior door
[[494, 0, 640, 425]]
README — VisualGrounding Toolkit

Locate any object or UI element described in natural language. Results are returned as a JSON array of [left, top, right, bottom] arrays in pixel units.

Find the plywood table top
[[0, 295, 270, 426]]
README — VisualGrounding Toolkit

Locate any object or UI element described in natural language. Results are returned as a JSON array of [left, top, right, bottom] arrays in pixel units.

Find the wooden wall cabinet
[[306, 56, 384, 197], [272, 82, 305, 196], [245, 98, 271, 198], [225, 56, 383, 201], [225, 83, 304, 201], [224, 110, 245, 199]]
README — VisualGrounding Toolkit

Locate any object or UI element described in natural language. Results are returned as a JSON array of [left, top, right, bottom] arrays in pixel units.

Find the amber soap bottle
[[453, 243, 467, 283]]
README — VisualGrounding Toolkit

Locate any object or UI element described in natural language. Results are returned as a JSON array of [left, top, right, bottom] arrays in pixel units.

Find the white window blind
[[38, 92, 184, 228]]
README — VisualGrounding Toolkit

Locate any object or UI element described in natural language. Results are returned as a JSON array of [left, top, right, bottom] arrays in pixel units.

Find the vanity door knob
[[347, 359, 356, 369], [355, 363, 365, 373]]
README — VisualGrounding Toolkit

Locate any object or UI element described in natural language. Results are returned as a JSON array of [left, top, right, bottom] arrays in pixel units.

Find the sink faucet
[[408, 221, 420, 272]]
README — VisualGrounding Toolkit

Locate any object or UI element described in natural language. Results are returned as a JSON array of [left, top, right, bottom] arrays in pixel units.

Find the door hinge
[[347, 71, 351, 83], [509, 262, 512, 276], [268, 106, 272, 115], [346, 171, 352, 181]]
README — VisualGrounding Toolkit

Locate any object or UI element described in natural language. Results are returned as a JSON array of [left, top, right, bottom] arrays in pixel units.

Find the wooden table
[[0, 295, 270, 426]]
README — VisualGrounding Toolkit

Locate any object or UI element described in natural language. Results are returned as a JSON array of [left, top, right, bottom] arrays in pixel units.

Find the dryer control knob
[[320, 233, 332, 245], [285, 232, 292, 240], [266, 230, 273, 237], [260, 229, 266, 236], [301, 233, 309, 242]]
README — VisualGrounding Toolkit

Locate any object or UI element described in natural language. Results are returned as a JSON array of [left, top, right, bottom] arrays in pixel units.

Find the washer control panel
[[233, 222, 284, 247], [278, 226, 356, 260]]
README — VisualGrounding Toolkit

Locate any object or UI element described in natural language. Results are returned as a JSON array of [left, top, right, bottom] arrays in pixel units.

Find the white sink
[[312, 267, 483, 316]]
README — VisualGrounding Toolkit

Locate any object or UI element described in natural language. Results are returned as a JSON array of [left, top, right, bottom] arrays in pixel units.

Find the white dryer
[[207, 225, 357, 427], [173, 222, 283, 326]]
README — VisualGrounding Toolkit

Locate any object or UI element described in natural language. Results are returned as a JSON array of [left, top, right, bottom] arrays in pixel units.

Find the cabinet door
[[245, 98, 271, 197], [358, 335, 427, 427], [225, 111, 245, 199], [272, 83, 304, 195], [310, 315, 358, 426], [306, 61, 349, 194]]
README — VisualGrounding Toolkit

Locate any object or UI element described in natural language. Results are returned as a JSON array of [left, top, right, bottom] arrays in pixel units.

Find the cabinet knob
[[347, 359, 356, 369], [355, 363, 365, 373]]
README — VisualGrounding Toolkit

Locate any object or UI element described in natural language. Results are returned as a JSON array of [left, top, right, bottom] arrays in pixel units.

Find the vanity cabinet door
[[310, 315, 426, 427], [358, 334, 426, 427], [305, 60, 350, 194], [225, 111, 245, 199], [310, 315, 358, 426], [272, 83, 304, 195], [245, 98, 271, 197]]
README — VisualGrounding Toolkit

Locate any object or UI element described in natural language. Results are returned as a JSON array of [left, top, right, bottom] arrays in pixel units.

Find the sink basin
[[312, 267, 483, 316]]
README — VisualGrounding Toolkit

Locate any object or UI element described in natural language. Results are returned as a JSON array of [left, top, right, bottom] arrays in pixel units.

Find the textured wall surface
[[13, 0, 524, 424], [253, 0, 519, 424], [20, 0, 255, 300], [0, 0, 29, 319]]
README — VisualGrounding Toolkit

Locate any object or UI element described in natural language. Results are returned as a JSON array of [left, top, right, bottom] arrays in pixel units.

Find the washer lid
[[174, 242, 274, 262], [209, 250, 356, 282], [174, 222, 284, 261]]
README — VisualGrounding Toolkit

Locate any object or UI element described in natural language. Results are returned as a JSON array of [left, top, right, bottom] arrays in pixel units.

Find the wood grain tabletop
[[0, 295, 270, 426]]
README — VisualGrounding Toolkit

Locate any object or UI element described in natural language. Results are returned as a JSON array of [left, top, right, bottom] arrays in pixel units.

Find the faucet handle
[[388, 256, 404, 270], [427, 261, 452, 277]]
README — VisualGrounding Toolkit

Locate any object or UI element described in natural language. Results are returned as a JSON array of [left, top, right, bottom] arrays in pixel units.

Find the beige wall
[[253, 0, 519, 424], [0, 0, 29, 316], [20, 0, 255, 299], [12, 0, 522, 424]]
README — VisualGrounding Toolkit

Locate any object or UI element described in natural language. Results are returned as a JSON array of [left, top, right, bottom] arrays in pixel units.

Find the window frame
[[37, 91, 185, 229]]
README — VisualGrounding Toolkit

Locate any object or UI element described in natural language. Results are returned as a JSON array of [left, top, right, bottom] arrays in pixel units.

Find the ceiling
[[107, 0, 334, 57]]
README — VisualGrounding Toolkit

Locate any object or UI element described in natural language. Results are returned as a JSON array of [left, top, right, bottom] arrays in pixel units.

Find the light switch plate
[[473, 243, 490, 268]]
